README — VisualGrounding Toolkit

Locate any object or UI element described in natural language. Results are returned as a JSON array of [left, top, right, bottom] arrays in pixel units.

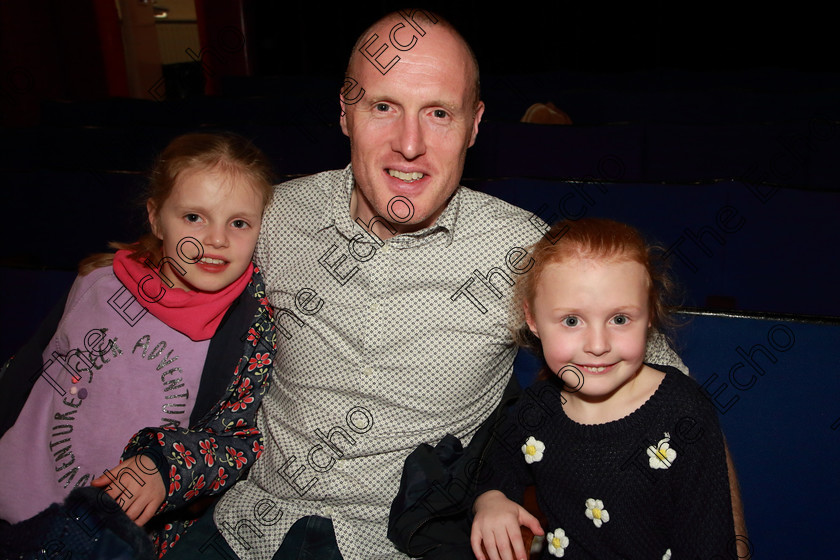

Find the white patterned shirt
[[214, 164, 685, 559]]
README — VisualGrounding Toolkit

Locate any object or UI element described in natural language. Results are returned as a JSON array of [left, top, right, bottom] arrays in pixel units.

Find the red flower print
[[252, 440, 264, 459], [226, 446, 248, 469], [169, 533, 180, 548], [230, 392, 255, 412], [184, 474, 205, 500], [199, 439, 217, 467], [156, 433, 166, 446], [247, 353, 271, 372], [237, 378, 253, 396], [168, 465, 181, 496], [210, 467, 228, 491], [173, 442, 196, 469], [246, 328, 260, 346]]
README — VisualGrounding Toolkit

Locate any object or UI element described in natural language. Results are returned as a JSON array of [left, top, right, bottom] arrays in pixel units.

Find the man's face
[[340, 22, 484, 236]]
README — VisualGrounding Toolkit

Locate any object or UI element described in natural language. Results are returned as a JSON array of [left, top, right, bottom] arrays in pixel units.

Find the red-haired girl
[[472, 218, 735, 560]]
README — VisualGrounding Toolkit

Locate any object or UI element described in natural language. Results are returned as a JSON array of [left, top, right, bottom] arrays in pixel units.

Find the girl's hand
[[91, 454, 166, 527], [471, 490, 544, 560]]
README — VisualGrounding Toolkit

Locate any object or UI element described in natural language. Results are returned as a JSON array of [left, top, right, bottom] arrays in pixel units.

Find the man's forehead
[[346, 16, 476, 108], [364, 56, 468, 102]]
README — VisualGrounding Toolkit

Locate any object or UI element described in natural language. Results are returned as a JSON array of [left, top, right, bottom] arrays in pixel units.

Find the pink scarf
[[112, 250, 253, 341]]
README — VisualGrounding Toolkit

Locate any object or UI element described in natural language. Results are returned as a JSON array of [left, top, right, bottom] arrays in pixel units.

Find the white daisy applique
[[662, 549, 672, 560], [584, 498, 610, 527], [546, 528, 569, 557], [521, 436, 545, 463], [647, 432, 677, 469]]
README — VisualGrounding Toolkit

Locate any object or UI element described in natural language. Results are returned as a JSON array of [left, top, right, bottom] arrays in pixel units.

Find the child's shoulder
[[513, 376, 570, 426], [73, 264, 120, 290], [80, 263, 117, 282], [64, 265, 122, 311], [519, 376, 566, 402], [649, 364, 721, 423]]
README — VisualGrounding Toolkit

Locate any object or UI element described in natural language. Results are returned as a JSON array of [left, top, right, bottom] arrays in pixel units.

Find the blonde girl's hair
[[78, 132, 275, 275]]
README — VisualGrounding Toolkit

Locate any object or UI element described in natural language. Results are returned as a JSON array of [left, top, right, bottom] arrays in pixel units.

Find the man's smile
[[388, 169, 425, 182]]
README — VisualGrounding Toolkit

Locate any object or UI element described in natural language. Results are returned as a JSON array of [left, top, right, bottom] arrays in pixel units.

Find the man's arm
[[645, 329, 688, 375]]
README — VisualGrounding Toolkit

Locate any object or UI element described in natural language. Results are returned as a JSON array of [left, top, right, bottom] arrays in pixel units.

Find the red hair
[[513, 218, 679, 376]]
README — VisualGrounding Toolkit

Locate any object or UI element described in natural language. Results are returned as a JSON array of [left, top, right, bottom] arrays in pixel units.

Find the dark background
[[249, 2, 837, 76]]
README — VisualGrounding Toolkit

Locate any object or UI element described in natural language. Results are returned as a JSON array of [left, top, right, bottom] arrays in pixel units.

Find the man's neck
[[349, 187, 437, 240]]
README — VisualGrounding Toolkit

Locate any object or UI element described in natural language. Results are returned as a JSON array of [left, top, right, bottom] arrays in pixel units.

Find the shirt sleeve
[[645, 328, 689, 375]]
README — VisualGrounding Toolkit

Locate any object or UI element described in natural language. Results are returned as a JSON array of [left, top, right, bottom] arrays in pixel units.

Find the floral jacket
[[122, 267, 277, 556]]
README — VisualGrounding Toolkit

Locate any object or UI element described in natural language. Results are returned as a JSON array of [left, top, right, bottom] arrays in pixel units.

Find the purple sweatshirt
[[0, 266, 207, 523]]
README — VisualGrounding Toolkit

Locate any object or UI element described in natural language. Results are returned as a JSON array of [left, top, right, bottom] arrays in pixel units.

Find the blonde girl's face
[[525, 257, 652, 403], [147, 167, 264, 293]]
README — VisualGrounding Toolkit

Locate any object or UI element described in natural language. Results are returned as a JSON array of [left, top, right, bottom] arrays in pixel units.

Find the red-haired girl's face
[[525, 257, 651, 405], [147, 167, 263, 293]]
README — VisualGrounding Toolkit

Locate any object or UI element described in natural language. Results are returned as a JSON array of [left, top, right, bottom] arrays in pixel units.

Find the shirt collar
[[327, 164, 358, 236], [328, 163, 459, 248]]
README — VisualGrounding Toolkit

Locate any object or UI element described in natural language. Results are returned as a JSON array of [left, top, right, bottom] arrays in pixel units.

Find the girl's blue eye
[[613, 315, 628, 325], [232, 219, 248, 229], [562, 316, 579, 327]]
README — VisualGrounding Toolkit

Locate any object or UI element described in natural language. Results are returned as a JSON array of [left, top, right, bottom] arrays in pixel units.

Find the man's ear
[[524, 300, 539, 338], [339, 94, 350, 137], [147, 200, 162, 240], [467, 100, 485, 148]]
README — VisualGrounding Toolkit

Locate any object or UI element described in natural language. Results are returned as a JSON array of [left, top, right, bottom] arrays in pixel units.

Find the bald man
[[165, 10, 696, 559]]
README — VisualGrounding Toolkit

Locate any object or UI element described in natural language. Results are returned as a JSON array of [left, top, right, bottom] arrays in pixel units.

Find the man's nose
[[392, 114, 426, 159]]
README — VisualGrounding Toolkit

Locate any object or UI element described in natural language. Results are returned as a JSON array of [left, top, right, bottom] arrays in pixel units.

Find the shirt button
[[323, 506, 334, 517], [370, 302, 380, 312], [362, 366, 373, 376], [380, 243, 391, 254]]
